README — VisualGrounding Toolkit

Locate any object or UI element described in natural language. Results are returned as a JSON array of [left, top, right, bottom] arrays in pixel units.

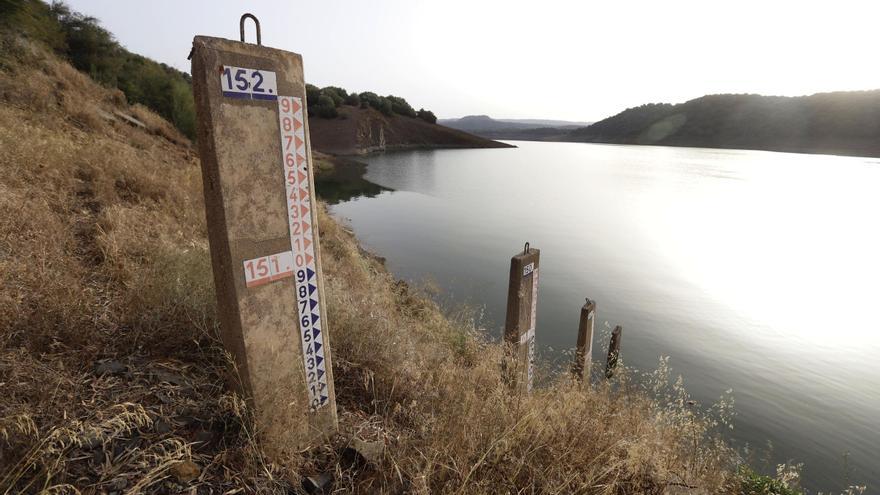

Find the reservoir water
[[327, 141, 880, 492]]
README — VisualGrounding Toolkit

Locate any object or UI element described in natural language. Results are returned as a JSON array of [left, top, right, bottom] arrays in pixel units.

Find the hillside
[[0, 24, 759, 495], [309, 105, 511, 155], [566, 91, 880, 157], [439, 114, 591, 141]]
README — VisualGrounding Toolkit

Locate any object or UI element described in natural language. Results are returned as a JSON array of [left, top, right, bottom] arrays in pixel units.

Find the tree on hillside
[[344, 92, 360, 106], [321, 86, 347, 107], [312, 94, 338, 118], [386, 95, 416, 118], [305, 84, 322, 108], [417, 108, 437, 124]]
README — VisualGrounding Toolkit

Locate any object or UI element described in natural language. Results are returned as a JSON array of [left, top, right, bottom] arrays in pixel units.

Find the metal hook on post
[[523, 242, 530, 254], [240, 13, 262, 46]]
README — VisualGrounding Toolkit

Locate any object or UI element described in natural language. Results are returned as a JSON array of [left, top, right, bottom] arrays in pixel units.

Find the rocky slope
[[308, 106, 512, 155]]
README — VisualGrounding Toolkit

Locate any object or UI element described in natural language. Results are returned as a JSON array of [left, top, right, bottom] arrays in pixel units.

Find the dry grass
[[1, 36, 742, 493]]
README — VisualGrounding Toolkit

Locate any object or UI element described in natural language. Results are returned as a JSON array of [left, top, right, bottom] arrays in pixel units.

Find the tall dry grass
[[2, 35, 742, 493]]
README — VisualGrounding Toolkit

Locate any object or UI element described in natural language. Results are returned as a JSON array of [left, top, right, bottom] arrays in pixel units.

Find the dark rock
[[79, 432, 102, 450], [302, 472, 333, 494], [154, 420, 171, 435], [150, 369, 189, 387], [192, 429, 217, 451], [94, 360, 126, 376]]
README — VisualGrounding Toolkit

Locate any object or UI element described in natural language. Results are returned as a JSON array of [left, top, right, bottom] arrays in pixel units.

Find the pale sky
[[66, 0, 880, 121]]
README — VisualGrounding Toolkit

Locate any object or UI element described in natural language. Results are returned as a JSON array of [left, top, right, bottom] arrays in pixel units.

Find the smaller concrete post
[[605, 325, 623, 379], [572, 298, 596, 382], [503, 243, 540, 393]]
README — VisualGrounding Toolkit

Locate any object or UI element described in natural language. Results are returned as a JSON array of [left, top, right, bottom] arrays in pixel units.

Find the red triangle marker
[[306, 253, 314, 264], [293, 118, 303, 131], [298, 171, 307, 183], [294, 135, 304, 150], [304, 238, 312, 249], [295, 153, 305, 166], [300, 205, 310, 217], [299, 188, 309, 201], [291, 99, 301, 113], [302, 220, 310, 231]]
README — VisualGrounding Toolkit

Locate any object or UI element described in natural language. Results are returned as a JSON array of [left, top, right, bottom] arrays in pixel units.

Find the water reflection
[[329, 142, 880, 492]]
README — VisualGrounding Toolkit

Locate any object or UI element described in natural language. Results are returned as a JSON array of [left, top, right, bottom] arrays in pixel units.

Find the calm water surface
[[328, 141, 880, 492]]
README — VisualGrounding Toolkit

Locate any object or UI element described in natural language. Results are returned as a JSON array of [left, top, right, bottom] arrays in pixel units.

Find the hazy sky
[[66, 0, 880, 121]]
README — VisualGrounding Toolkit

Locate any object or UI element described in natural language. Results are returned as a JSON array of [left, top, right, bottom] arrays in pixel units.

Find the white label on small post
[[243, 250, 294, 287], [523, 262, 535, 277], [220, 66, 278, 101], [278, 95, 329, 410], [526, 267, 538, 391]]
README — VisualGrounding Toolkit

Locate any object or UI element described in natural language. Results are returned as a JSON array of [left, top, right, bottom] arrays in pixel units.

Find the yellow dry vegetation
[[0, 36, 737, 493]]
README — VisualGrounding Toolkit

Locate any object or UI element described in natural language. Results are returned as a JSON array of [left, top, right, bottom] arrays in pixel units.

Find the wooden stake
[[605, 325, 623, 379], [572, 298, 596, 382]]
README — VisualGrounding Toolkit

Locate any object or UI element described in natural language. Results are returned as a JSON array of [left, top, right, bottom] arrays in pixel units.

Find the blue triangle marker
[[311, 313, 320, 325], [320, 395, 328, 404], [309, 299, 318, 310], [316, 355, 324, 366], [308, 283, 317, 295], [307, 268, 315, 280], [313, 328, 321, 339], [314, 342, 322, 353], [317, 369, 325, 379]]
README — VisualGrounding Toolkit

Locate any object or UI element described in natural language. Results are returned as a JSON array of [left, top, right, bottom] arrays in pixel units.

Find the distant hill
[[309, 106, 512, 155], [566, 91, 880, 157], [439, 115, 592, 141]]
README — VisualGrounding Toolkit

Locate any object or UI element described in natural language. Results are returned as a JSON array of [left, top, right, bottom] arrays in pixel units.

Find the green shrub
[[305, 83, 322, 108], [344, 92, 360, 106], [321, 86, 347, 107], [312, 94, 338, 118], [417, 108, 437, 124], [387, 95, 416, 117], [739, 467, 803, 495]]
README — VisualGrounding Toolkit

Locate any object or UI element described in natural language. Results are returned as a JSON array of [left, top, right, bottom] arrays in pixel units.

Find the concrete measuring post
[[572, 298, 596, 382], [190, 18, 337, 457], [503, 243, 540, 393]]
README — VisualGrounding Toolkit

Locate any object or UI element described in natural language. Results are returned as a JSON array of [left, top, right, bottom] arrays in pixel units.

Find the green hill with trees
[[567, 91, 880, 157], [1, 0, 197, 138], [1, 0, 444, 146]]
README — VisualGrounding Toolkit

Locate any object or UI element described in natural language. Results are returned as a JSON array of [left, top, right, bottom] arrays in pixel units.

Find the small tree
[[306, 84, 322, 108], [386, 95, 416, 117], [321, 86, 347, 107], [313, 94, 338, 118], [376, 97, 393, 116], [344, 92, 360, 106], [417, 108, 437, 124]]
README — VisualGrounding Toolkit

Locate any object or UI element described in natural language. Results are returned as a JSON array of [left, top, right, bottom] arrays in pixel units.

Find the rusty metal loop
[[523, 242, 530, 254], [240, 13, 261, 45]]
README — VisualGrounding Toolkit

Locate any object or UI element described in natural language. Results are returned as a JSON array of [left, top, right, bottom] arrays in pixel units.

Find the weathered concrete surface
[[573, 298, 596, 382], [503, 247, 540, 393], [191, 36, 337, 460]]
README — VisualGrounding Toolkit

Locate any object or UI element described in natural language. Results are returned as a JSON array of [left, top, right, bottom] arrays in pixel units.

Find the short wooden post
[[572, 298, 596, 381], [605, 325, 623, 379], [503, 242, 540, 393]]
